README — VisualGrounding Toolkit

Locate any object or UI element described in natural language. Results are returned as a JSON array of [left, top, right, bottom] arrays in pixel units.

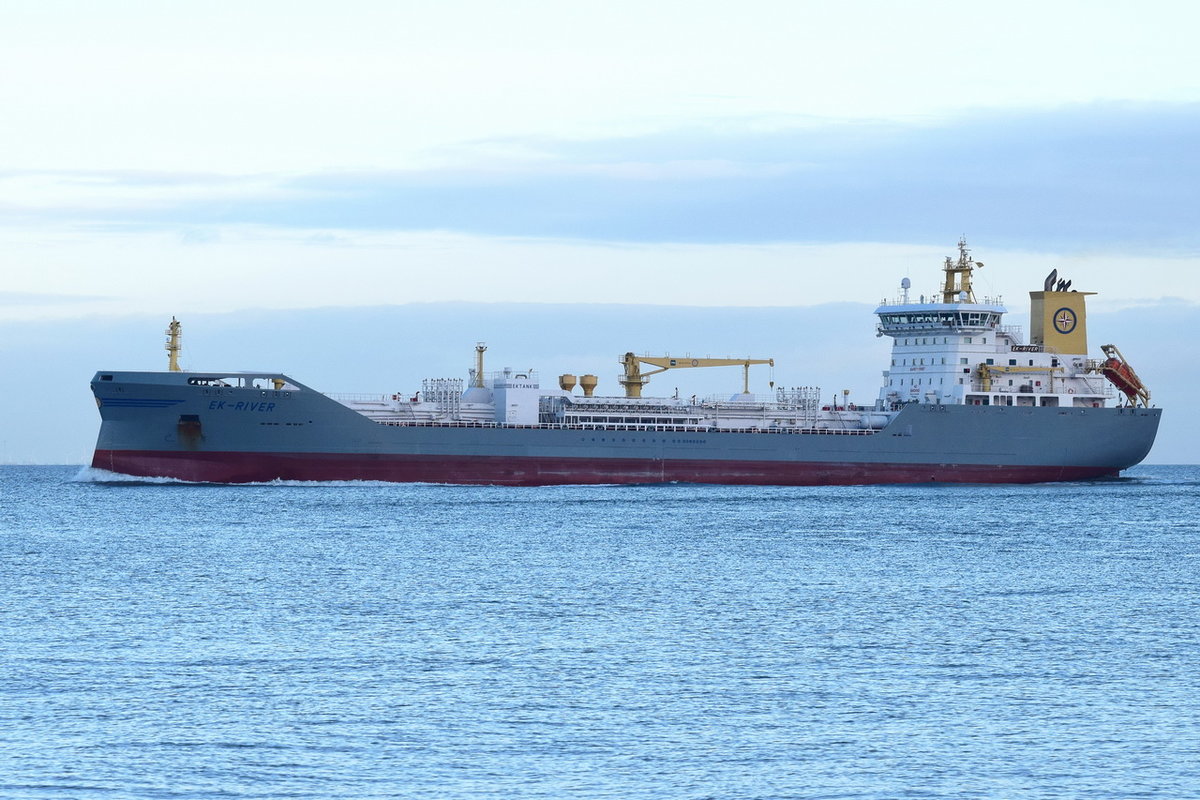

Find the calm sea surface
[[2, 465, 1198, 799]]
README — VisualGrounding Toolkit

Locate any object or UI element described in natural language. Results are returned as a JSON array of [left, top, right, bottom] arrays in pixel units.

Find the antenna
[[900, 277, 911, 303]]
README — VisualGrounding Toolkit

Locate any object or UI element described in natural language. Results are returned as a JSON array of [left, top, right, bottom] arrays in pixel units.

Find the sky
[[1, 0, 1198, 462]]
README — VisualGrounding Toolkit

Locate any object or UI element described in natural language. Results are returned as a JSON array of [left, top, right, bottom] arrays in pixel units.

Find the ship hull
[[90, 371, 1162, 486], [91, 448, 1129, 485]]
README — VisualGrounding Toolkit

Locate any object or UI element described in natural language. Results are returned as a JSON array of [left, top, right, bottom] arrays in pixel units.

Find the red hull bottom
[[92, 450, 1121, 486]]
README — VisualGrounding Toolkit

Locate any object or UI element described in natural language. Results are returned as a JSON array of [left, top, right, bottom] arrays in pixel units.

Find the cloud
[[0, 291, 109, 306], [3, 103, 1198, 251]]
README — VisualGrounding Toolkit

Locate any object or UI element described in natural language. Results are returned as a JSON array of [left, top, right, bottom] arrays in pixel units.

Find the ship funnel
[[579, 374, 598, 397], [1030, 273, 1095, 356], [559, 373, 577, 392]]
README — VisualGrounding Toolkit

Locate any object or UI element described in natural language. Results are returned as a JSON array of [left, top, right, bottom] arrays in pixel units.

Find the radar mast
[[942, 237, 982, 304]]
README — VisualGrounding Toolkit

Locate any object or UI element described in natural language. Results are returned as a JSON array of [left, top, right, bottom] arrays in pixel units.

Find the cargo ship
[[90, 240, 1161, 485]]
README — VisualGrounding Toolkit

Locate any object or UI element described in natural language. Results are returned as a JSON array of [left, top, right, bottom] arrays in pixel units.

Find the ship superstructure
[[90, 241, 1160, 485], [875, 238, 1130, 412]]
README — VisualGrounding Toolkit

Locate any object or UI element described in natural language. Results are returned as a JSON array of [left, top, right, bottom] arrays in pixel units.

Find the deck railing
[[369, 419, 878, 436]]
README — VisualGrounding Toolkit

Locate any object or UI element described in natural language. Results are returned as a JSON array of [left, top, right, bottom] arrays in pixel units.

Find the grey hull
[[91, 371, 1162, 484]]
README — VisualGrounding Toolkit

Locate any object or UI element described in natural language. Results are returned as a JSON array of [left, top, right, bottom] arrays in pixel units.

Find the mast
[[942, 236, 982, 303], [473, 343, 487, 388], [165, 317, 182, 372]]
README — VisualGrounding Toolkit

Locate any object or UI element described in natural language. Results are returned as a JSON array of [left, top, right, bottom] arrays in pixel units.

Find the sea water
[[1, 465, 1198, 799]]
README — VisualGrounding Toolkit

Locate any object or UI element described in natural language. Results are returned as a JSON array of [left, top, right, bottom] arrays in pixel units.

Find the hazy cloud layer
[[0, 291, 108, 306], [4, 103, 1197, 251]]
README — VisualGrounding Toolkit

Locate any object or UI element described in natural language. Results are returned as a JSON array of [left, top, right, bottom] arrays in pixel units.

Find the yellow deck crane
[[978, 363, 1064, 393], [618, 352, 774, 398]]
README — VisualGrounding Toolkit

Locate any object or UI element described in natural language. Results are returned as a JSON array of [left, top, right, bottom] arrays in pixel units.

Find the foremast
[[165, 317, 182, 372]]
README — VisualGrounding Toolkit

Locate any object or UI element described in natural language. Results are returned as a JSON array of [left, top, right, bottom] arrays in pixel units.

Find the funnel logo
[[1053, 307, 1077, 334]]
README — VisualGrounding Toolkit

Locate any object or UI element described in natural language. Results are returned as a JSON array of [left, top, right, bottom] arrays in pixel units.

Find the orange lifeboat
[[1099, 344, 1150, 407]]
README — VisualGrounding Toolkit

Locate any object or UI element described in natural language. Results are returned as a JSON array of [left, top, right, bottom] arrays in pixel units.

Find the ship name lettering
[[208, 400, 276, 412]]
